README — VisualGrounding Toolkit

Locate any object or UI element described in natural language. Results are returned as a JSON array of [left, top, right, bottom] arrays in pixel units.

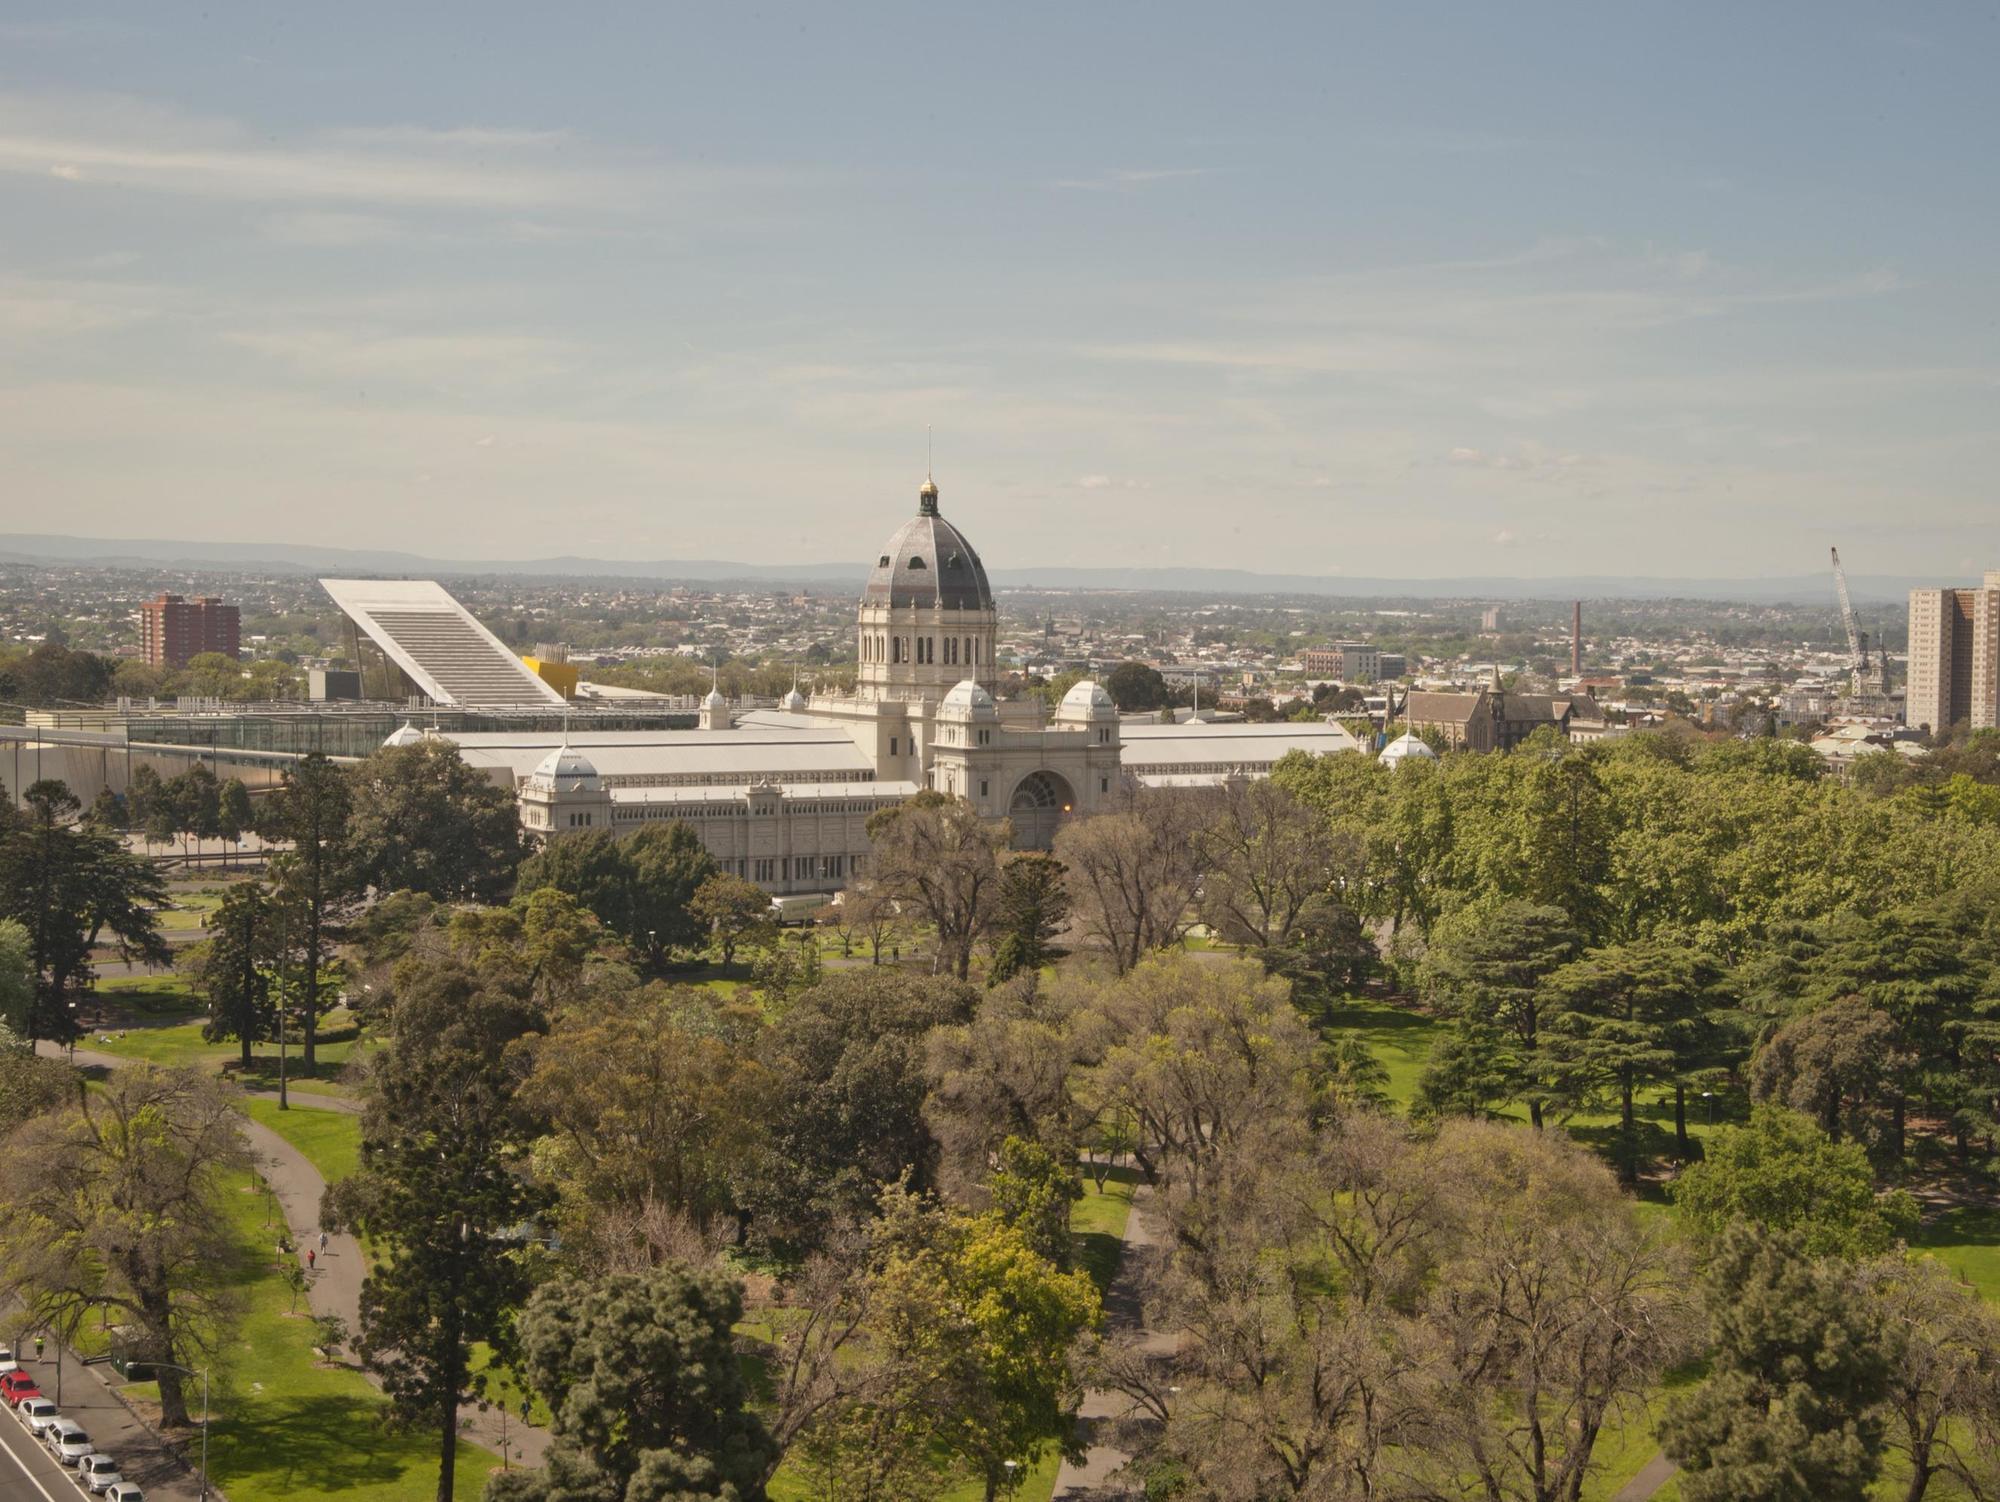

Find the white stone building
[[462, 477, 1361, 893]]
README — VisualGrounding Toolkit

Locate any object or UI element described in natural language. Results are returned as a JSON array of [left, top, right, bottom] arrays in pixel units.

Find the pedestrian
[[319, 1230, 328, 1253], [306, 1247, 317, 1271], [33, 1335, 44, 1362]]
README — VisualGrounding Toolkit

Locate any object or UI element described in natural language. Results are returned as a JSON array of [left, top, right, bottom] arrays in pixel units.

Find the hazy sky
[[1, 4, 1993, 577]]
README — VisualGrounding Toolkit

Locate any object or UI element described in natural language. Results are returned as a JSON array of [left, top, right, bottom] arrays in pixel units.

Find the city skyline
[[1, 4, 1994, 576]]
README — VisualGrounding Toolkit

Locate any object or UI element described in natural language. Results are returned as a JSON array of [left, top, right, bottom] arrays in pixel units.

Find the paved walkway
[[1051, 1181, 1168, 1500], [1612, 1452, 1678, 1500]]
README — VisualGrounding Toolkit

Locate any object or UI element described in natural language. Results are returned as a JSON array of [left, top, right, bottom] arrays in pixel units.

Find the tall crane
[[1830, 547, 1884, 695]]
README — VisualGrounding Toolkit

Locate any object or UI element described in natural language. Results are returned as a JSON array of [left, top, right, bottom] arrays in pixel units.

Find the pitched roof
[[1402, 690, 1486, 725]]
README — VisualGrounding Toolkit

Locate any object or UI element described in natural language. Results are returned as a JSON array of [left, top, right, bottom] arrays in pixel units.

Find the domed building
[[462, 471, 1363, 886]]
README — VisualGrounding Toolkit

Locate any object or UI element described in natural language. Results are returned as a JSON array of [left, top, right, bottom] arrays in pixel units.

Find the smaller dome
[[939, 678, 997, 717], [1057, 679, 1116, 719], [1380, 732, 1436, 766], [532, 744, 602, 787], [382, 721, 424, 747], [703, 686, 726, 707], [780, 686, 808, 712]]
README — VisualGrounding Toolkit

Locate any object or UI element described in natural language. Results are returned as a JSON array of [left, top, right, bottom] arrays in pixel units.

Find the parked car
[[46, 1418, 93, 1466], [105, 1485, 145, 1502], [0, 1343, 16, 1374], [18, 1395, 60, 1435], [79, 1454, 124, 1494], [0, 1370, 39, 1406]]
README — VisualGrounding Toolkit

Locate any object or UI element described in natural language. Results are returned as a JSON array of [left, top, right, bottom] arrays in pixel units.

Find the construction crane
[[1830, 547, 1886, 696]]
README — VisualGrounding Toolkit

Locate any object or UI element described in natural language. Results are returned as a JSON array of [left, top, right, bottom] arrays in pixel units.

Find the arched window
[[907, 556, 927, 570]]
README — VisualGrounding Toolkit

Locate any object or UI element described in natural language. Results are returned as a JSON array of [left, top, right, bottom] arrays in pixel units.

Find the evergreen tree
[[189, 881, 277, 1067], [259, 752, 358, 1070], [624, 821, 717, 964], [328, 961, 549, 1502], [347, 739, 523, 902], [987, 853, 1070, 985], [487, 1265, 777, 1502], [1423, 901, 1580, 1126], [1662, 1225, 1890, 1502]]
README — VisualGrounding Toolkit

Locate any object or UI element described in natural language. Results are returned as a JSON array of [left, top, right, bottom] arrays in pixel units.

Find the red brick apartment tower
[[140, 593, 241, 668]]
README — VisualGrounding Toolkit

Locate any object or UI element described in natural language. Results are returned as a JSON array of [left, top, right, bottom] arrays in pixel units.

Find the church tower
[[856, 475, 999, 703]]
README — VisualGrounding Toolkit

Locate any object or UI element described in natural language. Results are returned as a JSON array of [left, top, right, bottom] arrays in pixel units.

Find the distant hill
[[0, 532, 1963, 605]]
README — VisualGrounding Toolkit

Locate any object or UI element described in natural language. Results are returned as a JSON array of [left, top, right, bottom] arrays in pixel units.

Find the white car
[[105, 1485, 144, 1502], [78, 1453, 123, 1493], [0, 1344, 15, 1375], [46, 1418, 94, 1466], [17, 1395, 59, 1435]]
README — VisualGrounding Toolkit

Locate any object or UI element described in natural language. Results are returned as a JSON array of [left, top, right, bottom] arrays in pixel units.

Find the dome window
[[878, 555, 891, 567], [946, 552, 963, 568], [907, 556, 927, 570]]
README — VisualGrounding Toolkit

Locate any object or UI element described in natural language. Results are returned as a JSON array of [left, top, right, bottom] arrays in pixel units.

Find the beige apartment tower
[[1907, 572, 2000, 733]]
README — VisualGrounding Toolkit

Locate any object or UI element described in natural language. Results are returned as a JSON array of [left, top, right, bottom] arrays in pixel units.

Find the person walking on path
[[32, 1334, 43, 1363], [306, 1246, 317, 1271], [318, 1230, 329, 1253]]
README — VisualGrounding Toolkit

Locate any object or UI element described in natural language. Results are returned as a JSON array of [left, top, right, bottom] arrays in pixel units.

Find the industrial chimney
[[1571, 601, 1582, 679]]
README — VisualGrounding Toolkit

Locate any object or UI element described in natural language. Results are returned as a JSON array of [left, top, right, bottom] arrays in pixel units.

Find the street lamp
[[149, 1362, 211, 1500], [67, 999, 78, 1063]]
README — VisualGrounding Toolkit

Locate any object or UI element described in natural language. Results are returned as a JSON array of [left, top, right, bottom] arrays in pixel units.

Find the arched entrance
[[1009, 769, 1076, 850]]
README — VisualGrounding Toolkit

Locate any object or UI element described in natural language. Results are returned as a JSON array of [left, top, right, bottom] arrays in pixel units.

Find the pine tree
[[988, 853, 1070, 985], [1662, 1225, 1889, 1502]]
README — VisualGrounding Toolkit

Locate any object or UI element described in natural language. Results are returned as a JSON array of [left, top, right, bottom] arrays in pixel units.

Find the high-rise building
[[139, 593, 240, 668], [1906, 572, 2000, 733], [1301, 642, 1380, 681]]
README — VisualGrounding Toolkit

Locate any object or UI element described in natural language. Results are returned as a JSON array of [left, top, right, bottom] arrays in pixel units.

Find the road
[[0, 1342, 205, 1502]]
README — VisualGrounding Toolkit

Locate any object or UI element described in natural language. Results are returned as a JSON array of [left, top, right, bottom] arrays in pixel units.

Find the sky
[[0, 3, 1994, 578]]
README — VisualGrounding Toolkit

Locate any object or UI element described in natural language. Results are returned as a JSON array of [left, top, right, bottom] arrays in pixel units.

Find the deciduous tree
[[866, 793, 1006, 981]]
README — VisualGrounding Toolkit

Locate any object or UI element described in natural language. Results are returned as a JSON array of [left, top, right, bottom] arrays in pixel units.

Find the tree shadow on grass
[[207, 1393, 419, 1495]]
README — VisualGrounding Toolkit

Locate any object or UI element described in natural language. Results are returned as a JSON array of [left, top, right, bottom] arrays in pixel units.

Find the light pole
[[150, 1361, 210, 1501], [67, 999, 77, 1064]]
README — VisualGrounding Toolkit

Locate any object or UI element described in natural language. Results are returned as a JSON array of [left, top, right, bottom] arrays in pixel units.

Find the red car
[[0, 1370, 41, 1407]]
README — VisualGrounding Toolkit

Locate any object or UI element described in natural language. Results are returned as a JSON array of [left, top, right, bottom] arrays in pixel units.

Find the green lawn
[[1074, 1164, 1138, 1296], [1915, 1205, 2000, 1304], [89, 973, 201, 1017], [120, 1168, 494, 1502], [89, 1020, 365, 1097], [1324, 993, 1442, 1109], [241, 1096, 363, 1185]]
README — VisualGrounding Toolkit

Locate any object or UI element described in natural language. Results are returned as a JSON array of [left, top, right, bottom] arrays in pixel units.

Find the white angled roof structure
[[320, 578, 566, 709]]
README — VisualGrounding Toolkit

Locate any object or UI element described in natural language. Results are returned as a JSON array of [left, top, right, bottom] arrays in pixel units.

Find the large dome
[[863, 479, 994, 612]]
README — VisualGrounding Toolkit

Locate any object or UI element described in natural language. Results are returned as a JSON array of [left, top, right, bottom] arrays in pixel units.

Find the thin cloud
[[1051, 167, 1214, 191]]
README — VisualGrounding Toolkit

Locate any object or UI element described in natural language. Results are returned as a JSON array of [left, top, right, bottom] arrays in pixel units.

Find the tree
[[1195, 779, 1337, 951], [260, 752, 358, 1070], [987, 853, 1070, 985], [1543, 936, 1725, 1178], [1103, 660, 1168, 712], [187, 880, 277, 1068], [866, 793, 1005, 981], [0, 1020, 72, 1120], [1670, 1105, 1917, 1260], [0, 1066, 248, 1428], [1750, 996, 1903, 1153], [487, 1265, 776, 1502], [833, 877, 904, 966], [845, 1189, 1100, 1502], [0, 780, 168, 1041], [625, 822, 719, 964], [0, 919, 30, 1035], [347, 739, 523, 902], [216, 777, 254, 845], [327, 959, 549, 1502], [126, 762, 163, 835], [166, 762, 222, 856], [86, 787, 126, 829], [1054, 790, 1210, 974], [750, 970, 978, 1251], [1662, 1225, 1890, 1502], [691, 872, 775, 972], [1422, 901, 1581, 1127], [987, 1135, 1083, 1270], [1412, 1019, 1520, 1121], [517, 828, 634, 941], [1857, 1253, 2000, 1502], [522, 987, 771, 1251]]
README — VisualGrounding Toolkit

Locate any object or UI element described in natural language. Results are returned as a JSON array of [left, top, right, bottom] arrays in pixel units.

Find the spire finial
[[926, 424, 932, 482], [919, 429, 940, 514]]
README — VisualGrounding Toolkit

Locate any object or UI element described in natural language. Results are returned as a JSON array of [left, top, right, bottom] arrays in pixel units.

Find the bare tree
[[1054, 788, 1211, 973], [1196, 779, 1339, 950], [865, 793, 1007, 981], [0, 1066, 248, 1427], [1858, 1253, 2000, 1502], [834, 875, 906, 965]]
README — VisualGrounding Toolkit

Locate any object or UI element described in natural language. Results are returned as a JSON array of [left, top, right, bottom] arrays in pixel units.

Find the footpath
[[1050, 1182, 1168, 1500], [36, 1042, 551, 1475]]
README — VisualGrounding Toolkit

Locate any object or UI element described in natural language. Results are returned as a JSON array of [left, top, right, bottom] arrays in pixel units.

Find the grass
[[241, 1096, 363, 1185], [1074, 1164, 1139, 1295], [88, 972, 201, 1017], [120, 1166, 495, 1502], [1324, 992, 1442, 1109], [88, 1020, 365, 1097]]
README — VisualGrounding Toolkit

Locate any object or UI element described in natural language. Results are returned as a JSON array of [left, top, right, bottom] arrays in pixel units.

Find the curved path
[[37, 1042, 549, 1471]]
